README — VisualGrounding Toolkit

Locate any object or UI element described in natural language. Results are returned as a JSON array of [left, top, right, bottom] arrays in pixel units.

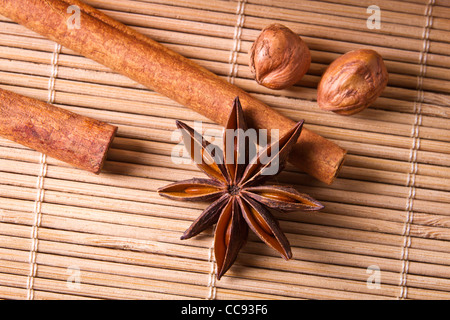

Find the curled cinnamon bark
[[0, 88, 117, 173], [0, 0, 346, 184]]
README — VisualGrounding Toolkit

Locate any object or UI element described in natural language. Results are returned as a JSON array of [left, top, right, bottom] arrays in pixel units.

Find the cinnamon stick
[[0, 88, 117, 173], [0, 0, 346, 184]]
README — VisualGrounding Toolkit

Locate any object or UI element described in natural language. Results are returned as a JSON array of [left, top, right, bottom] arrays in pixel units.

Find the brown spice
[[158, 97, 323, 279], [0, 0, 346, 185], [0, 88, 117, 173]]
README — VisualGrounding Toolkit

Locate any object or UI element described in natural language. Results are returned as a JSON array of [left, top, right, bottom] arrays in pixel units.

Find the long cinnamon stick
[[0, 88, 117, 173], [0, 0, 346, 184]]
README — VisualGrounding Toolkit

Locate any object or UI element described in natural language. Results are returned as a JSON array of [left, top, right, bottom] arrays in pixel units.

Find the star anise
[[158, 97, 323, 279]]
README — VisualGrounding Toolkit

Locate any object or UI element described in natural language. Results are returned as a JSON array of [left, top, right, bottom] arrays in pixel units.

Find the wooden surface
[[0, 0, 449, 299]]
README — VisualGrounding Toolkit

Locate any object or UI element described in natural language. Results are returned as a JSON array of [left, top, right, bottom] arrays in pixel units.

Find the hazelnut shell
[[317, 49, 388, 115], [249, 23, 311, 90]]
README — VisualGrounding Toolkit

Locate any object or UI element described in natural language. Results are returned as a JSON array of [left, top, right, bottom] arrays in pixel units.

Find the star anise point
[[158, 96, 323, 279]]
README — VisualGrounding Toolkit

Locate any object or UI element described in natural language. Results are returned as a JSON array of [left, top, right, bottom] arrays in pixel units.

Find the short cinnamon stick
[[0, 88, 117, 173], [0, 0, 346, 184]]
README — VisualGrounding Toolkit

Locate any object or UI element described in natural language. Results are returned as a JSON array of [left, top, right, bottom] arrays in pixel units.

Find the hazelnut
[[249, 23, 311, 90], [317, 49, 388, 115]]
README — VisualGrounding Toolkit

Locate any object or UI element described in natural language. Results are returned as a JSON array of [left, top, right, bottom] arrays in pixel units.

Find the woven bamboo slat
[[138, 0, 450, 31], [0, 0, 449, 300]]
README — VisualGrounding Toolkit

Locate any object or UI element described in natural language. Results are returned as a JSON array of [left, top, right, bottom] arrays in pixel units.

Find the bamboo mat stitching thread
[[207, 245, 217, 300], [206, 0, 247, 298], [26, 42, 62, 300], [226, 0, 246, 85], [399, 0, 434, 300]]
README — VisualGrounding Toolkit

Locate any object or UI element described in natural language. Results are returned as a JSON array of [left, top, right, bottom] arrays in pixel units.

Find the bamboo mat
[[0, 0, 449, 300]]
